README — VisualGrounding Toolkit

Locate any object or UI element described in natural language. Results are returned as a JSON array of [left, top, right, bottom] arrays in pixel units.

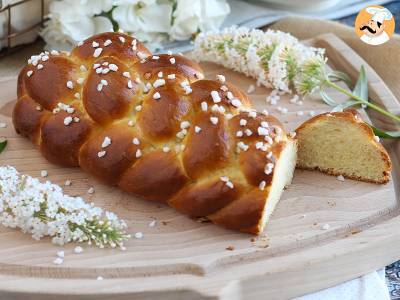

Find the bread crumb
[[225, 246, 235, 251]]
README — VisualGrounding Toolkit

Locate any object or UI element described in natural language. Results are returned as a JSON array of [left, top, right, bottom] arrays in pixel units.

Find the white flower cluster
[[0, 166, 129, 249], [41, 0, 230, 51], [192, 26, 327, 95]]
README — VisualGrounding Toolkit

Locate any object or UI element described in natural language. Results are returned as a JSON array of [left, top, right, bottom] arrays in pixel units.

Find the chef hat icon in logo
[[355, 5, 395, 46]]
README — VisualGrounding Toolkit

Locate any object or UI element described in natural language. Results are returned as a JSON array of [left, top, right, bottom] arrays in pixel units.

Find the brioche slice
[[295, 110, 392, 184]]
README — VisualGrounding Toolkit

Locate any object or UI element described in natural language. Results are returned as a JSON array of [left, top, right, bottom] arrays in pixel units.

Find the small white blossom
[[74, 246, 84, 254], [134, 232, 143, 239], [216, 74, 225, 83], [322, 224, 330, 230], [53, 257, 63, 265], [247, 84, 255, 94], [337, 175, 345, 182]]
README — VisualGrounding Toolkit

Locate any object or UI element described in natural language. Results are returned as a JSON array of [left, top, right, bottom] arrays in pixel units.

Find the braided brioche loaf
[[13, 32, 297, 234]]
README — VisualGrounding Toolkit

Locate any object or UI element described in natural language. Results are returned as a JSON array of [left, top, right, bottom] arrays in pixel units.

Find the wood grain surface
[[0, 34, 398, 300]]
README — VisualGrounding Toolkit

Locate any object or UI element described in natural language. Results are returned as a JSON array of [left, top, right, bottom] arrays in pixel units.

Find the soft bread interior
[[259, 139, 297, 232], [296, 117, 390, 183]]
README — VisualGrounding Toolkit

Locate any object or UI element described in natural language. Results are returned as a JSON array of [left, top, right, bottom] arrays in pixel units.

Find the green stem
[[324, 80, 400, 123]]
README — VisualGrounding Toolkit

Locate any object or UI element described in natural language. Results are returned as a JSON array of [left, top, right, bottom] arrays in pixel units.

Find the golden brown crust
[[79, 124, 142, 185], [138, 88, 192, 142], [13, 32, 294, 234], [22, 56, 79, 110], [118, 151, 189, 202], [82, 57, 136, 125], [12, 95, 49, 144], [296, 110, 392, 184], [209, 188, 267, 234], [40, 107, 93, 166], [182, 111, 231, 179], [168, 179, 243, 217]]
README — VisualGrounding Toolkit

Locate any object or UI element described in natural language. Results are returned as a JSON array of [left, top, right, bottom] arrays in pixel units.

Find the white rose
[[169, 0, 230, 41], [41, 0, 113, 50], [112, 0, 173, 44], [40, 18, 76, 51]]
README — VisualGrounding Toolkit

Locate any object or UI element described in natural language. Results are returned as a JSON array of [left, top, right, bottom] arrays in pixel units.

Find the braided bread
[[13, 32, 297, 234]]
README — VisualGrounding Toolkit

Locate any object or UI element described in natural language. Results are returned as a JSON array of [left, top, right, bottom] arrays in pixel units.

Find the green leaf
[[0, 140, 7, 154], [368, 125, 400, 139], [353, 66, 368, 101], [329, 70, 353, 88], [320, 90, 337, 106], [331, 100, 360, 112]]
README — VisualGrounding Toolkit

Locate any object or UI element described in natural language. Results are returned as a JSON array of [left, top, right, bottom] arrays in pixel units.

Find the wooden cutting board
[[0, 33, 398, 300]]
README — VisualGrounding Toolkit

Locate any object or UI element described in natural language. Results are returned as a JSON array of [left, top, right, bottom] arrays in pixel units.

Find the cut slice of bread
[[295, 110, 392, 184], [257, 138, 297, 233]]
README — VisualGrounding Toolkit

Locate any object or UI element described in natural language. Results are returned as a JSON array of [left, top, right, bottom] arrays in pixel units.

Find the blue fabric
[[386, 261, 400, 299]]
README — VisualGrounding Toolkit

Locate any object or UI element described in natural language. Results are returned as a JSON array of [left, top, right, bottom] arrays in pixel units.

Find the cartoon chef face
[[360, 19, 386, 37], [358, 6, 393, 45]]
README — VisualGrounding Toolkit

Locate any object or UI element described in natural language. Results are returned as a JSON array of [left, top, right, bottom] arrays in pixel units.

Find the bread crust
[[296, 110, 392, 184], [13, 32, 296, 234]]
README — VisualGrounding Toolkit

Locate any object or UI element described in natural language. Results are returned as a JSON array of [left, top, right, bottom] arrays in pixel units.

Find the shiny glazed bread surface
[[14, 32, 292, 234]]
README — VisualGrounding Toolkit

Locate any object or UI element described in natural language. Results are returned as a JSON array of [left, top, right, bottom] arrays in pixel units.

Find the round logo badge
[[355, 5, 395, 46]]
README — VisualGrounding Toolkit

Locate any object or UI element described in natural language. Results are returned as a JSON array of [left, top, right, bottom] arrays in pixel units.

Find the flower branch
[[193, 27, 400, 137]]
